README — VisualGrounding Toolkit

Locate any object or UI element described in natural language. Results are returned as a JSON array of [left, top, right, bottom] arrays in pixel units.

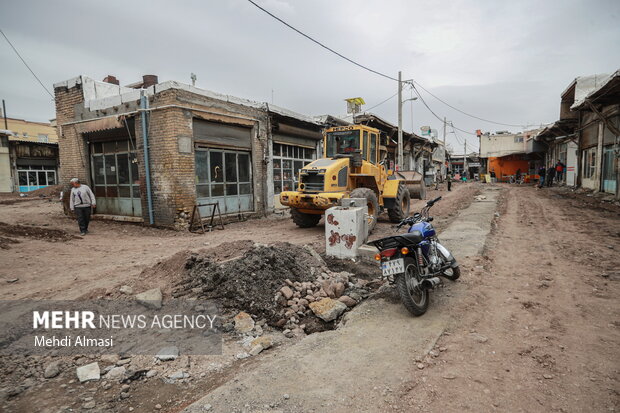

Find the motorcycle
[[369, 196, 460, 316]]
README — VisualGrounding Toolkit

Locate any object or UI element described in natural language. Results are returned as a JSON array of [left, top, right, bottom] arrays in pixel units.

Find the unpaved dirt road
[[0, 183, 477, 301], [184, 185, 619, 413], [1, 183, 618, 413]]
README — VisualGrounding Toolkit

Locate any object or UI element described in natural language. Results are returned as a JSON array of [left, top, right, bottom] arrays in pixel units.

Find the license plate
[[382, 258, 404, 276]]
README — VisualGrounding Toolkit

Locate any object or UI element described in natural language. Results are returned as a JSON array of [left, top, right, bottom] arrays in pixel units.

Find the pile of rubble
[[274, 270, 370, 331], [184, 242, 324, 324]]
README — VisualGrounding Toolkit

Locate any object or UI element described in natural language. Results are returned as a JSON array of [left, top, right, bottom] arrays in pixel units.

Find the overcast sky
[[1, 0, 619, 152]]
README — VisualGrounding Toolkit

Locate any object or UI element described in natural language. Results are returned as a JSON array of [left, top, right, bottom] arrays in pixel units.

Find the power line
[[342, 92, 399, 119], [412, 80, 527, 128], [409, 82, 478, 136], [246, 0, 538, 132], [246, 0, 397, 82], [0, 29, 54, 100]]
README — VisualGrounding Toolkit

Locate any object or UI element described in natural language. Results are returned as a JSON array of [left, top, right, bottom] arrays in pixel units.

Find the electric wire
[[246, 0, 397, 82], [246, 0, 535, 132], [0, 28, 54, 100]]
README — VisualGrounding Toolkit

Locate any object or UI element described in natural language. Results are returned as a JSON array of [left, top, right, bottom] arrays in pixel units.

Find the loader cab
[[324, 125, 379, 164]]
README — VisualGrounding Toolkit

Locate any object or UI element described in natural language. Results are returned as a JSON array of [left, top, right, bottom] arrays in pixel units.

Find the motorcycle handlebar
[[427, 196, 442, 206]]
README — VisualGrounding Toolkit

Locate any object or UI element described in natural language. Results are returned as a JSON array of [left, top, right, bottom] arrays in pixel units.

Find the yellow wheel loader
[[280, 125, 412, 231]]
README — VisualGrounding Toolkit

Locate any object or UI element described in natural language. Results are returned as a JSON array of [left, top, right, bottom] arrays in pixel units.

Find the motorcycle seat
[[401, 230, 424, 245]]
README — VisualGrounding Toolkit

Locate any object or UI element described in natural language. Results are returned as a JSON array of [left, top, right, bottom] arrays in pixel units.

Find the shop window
[[273, 143, 315, 194]]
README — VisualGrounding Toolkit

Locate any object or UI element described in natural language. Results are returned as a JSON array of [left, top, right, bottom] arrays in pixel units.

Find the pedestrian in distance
[[538, 165, 546, 188], [69, 178, 96, 236], [546, 166, 556, 187], [447, 170, 452, 191], [556, 161, 565, 183], [515, 168, 522, 184]]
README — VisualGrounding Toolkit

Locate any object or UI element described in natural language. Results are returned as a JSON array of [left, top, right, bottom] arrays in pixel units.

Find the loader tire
[[290, 208, 321, 228], [388, 183, 411, 223], [350, 187, 379, 233]]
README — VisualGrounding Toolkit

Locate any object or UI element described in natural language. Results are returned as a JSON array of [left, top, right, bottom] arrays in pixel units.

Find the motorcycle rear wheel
[[396, 258, 429, 316]]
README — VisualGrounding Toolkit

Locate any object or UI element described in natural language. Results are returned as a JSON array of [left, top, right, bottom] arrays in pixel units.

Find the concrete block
[[357, 244, 379, 262], [325, 206, 368, 258]]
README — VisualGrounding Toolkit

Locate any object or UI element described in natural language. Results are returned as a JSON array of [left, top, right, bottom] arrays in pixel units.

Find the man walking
[[538, 165, 546, 188], [69, 178, 96, 235], [546, 165, 556, 187]]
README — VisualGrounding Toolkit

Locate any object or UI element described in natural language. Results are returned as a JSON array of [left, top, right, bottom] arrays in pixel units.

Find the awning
[[75, 116, 124, 134]]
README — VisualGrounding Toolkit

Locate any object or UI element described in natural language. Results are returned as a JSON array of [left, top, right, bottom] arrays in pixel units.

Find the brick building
[[54, 75, 324, 227]]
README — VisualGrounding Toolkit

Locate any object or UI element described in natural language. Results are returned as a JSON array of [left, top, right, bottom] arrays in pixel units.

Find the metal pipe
[[140, 93, 154, 225], [2, 99, 7, 129]]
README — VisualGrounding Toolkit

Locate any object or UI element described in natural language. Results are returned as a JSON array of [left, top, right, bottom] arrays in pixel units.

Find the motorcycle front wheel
[[441, 265, 461, 281], [396, 258, 429, 316]]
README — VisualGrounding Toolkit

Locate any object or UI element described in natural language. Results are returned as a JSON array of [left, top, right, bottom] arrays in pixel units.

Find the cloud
[[0, 0, 618, 136]]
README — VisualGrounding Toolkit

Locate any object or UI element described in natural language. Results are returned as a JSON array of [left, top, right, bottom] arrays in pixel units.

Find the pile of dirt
[[184, 242, 323, 322], [26, 184, 63, 198], [0, 222, 78, 244]]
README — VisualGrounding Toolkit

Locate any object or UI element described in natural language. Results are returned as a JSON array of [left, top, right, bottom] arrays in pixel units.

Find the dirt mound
[[25, 185, 62, 198], [0, 222, 78, 243], [185, 242, 322, 322]]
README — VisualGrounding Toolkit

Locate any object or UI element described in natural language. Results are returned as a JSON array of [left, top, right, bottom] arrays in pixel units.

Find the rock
[[283, 393, 290, 400], [233, 311, 255, 333], [429, 350, 439, 358], [338, 295, 357, 307], [116, 358, 131, 365], [44, 360, 62, 378], [309, 298, 347, 322], [82, 401, 96, 409], [156, 346, 179, 361], [146, 370, 157, 378], [100, 354, 119, 365], [250, 335, 274, 350], [168, 370, 189, 380], [469, 333, 489, 343], [155, 404, 162, 410], [283, 329, 294, 338], [417, 363, 425, 370], [249, 345, 264, 356], [119, 285, 133, 294], [321, 280, 335, 298], [333, 282, 345, 298], [135, 288, 163, 309], [121, 384, 130, 392], [543, 374, 554, 379], [280, 286, 294, 300], [203, 404, 213, 411], [104, 366, 126, 381], [76, 362, 100, 383], [120, 391, 130, 399], [236, 352, 250, 359]]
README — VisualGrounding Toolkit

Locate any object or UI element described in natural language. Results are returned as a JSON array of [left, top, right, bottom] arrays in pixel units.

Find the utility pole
[[397, 71, 403, 170], [442, 117, 447, 180], [463, 139, 468, 177], [2, 100, 7, 130]]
